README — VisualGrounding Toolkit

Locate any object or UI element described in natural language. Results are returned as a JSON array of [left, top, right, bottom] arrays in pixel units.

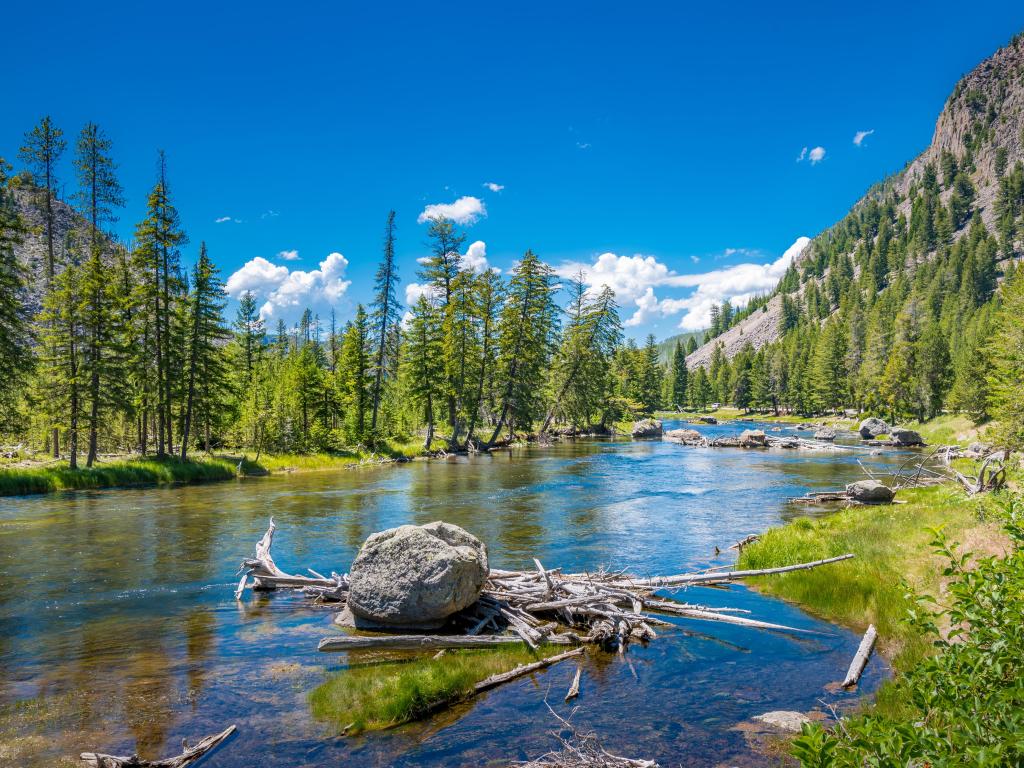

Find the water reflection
[[0, 421, 903, 766]]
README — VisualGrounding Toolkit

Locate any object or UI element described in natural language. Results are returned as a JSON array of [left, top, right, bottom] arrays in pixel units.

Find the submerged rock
[[846, 479, 895, 503], [347, 521, 488, 629], [631, 419, 663, 439], [698, 416, 718, 424], [891, 428, 924, 446], [814, 427, 837, 441], [664, 428, 705, 445], [752, 711, 811, 733], [858, 417, 890, 439]]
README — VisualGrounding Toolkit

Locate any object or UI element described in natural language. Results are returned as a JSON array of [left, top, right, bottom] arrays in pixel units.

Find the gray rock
[[698, 416, 718, 424], [738, 429, 768, 447], [846, 480, 895, 503], [711, 436, 741, 447], [347, 521, 488, 629], [631, 419, 663, 439], [891, 428, 924, 446], [966, 441, 993, 458], [752, 710, 811, 733], [814, 427, 837, 441], [664, 428, 704, 445], [858, 417, 890, 439]]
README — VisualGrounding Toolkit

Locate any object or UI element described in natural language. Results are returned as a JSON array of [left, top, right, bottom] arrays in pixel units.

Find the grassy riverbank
[[738, 481, 1018, 759], [309, 645, 557, 734], [0, 440, 427, 497]]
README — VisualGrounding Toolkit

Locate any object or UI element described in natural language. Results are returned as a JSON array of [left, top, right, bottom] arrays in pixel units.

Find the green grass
[[309, 645, 556, 733], [737, 485, 1007, 713], [900, 413, 988, 446], [0, 455, 237, 496]]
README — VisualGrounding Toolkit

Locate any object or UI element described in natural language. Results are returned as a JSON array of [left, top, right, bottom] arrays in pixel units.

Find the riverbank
[[0, 442, 425, 497], [738, 481, 1018, 760]]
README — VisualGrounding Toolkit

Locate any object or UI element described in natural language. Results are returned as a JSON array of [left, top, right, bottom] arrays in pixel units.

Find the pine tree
[[489, 251, 559, 443], [369, 211, 401, 442], [339, 305, 373, 444], [180, 244, 229, 459], [987, 268, 1024, 448], [404, 295, 444, 449], [74, 124, 124, 465], [464, 269, 504, 445], [19, 117, 66, 286], [0, 160, 32, 430], [671, 340, 688, 408]]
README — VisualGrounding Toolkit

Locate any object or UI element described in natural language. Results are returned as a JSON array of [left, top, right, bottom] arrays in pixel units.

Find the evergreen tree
[[18, 116, 66, 286], [404, 295, 443, 449], [369, 211, 401, 443], [987, 268, 1024, 448], [671, 340, 688, 408], [465, 268, 504, 444], [339, 305, 373, 444], [0, 160, 32, 431]]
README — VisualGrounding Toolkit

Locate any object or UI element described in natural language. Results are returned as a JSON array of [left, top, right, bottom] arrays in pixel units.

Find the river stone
[[753, 711, 811, 733], [631, 419, 663, 439], [858, 417, 890, 439], [891, 428, 924, 446], [966, 441, 993, 458], [698, 416, 718, 424], [738, 429, 767, 447], [846, 479, 895, 503], [346, 521, 488, 629], [664, 428, 704, 445], [814, 427, 837, 441]]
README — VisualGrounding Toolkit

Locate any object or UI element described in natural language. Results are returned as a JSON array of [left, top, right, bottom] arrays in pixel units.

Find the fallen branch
[[611, 554, 855, 589], [80, 725, 236, 768], [474, 647, 584, 694], [318, 633, 577, 652], [842, 624, 877, 688], [565, 666, 581, 701]]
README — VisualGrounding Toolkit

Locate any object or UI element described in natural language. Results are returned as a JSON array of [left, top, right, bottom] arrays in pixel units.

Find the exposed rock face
[[891, 428, 924, 446], [859, 418, 890, 439], [682, 37, 1024, 370], [347, 522, 488, 628], [814, 427, 837, 441], [631, 419, 663, 439], [664, 428, 704, 445], [738, 429, 767, 447], [846, 480, 895, 503]]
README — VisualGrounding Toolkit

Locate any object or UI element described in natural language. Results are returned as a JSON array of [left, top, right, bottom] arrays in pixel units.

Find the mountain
[[685, 32, 1024, 372]]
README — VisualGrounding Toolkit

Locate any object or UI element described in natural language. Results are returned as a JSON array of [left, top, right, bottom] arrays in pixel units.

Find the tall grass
[[309, 645, 555, 733], [0, 456, 237, 496]]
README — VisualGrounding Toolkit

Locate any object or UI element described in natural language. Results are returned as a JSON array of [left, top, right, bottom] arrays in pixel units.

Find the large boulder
[[664, 428, 704, 445], [738, 429, 768, 448], [966, 441, 993, 458], [891, 428, 924, 446], [346, 522, 488, 629], [858, 417, 890, 439], [631, 419, 663, 439], [846, 480, 895, 503], [814, 427, 837, 441]]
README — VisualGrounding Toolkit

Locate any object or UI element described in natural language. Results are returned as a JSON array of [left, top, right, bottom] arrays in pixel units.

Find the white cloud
[[797, 147, 807, 162], [558, 237, 811, 331], [277, 249, 300, 261], [853, 129, 874, 146], [808, 146, 826, 164], [225, 252, 352, 320], [261, 210, 279, 219], [417, 196, 487, 225], [483, 182, 504, 192], [462, 241, 492, 274], [215, 215, 241, 224]]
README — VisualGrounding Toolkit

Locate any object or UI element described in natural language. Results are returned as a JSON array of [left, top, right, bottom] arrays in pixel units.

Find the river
[[0, 419, 900, 767]]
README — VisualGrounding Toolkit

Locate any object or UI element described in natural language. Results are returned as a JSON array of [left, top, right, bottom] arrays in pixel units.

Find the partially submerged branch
[[80, 725, 236, 768]]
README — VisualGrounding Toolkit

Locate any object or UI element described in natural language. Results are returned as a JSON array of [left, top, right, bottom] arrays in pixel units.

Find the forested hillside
[[681, 32, 1024, 438]]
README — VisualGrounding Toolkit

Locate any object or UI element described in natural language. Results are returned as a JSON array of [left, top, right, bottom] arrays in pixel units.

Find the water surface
[[0, 420, 904, 766]]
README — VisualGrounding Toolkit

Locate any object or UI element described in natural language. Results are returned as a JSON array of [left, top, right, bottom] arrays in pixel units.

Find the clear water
[[0, 420, 904, 767]]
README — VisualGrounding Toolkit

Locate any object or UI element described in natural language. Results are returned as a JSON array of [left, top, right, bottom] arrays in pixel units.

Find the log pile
[[237, 521, 855, 655]]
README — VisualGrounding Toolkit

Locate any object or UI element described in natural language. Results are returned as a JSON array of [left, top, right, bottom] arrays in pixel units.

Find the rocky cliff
[[686, 32, 1024, 369]]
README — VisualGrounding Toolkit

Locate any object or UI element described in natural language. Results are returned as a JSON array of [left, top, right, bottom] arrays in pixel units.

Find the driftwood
[[80, 725, 236, 768], [235, 522, 854, 658], [565, 666, 581, 701], [518, 704, 659, 767], [842, 624, 877, 688], [474, 647, 584, 693], [318, 633, 576, 652]]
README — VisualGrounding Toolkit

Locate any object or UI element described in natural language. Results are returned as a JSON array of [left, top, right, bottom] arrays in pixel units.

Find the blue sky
[[3, 1, 1023, 339]]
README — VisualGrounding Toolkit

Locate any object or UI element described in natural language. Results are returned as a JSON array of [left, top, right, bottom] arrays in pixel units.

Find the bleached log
[[473, 647, 585, 694], [80, 725, 236, 767], [644, 599, 816, 634], [842, 624, 877, 688], [317, 633, 577, 652], [565, 666, 581, 701], [615, 553, 855, 588]]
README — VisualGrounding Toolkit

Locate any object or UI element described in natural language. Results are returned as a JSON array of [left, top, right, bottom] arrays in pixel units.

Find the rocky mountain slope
[[686, 32, 1024, 370]]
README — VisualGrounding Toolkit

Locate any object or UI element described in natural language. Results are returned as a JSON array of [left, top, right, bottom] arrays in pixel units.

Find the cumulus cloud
[[483, 182, 504, 192], [557, 237, 811, 331], [225, 252, 352, 320], [797, 146, 826, 164], [417, 196, 487, 225], [215, 215, 241, 224], [277, 249, 300, 261], [853, 129, 874, 146], [462, 241, 494, 274]]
